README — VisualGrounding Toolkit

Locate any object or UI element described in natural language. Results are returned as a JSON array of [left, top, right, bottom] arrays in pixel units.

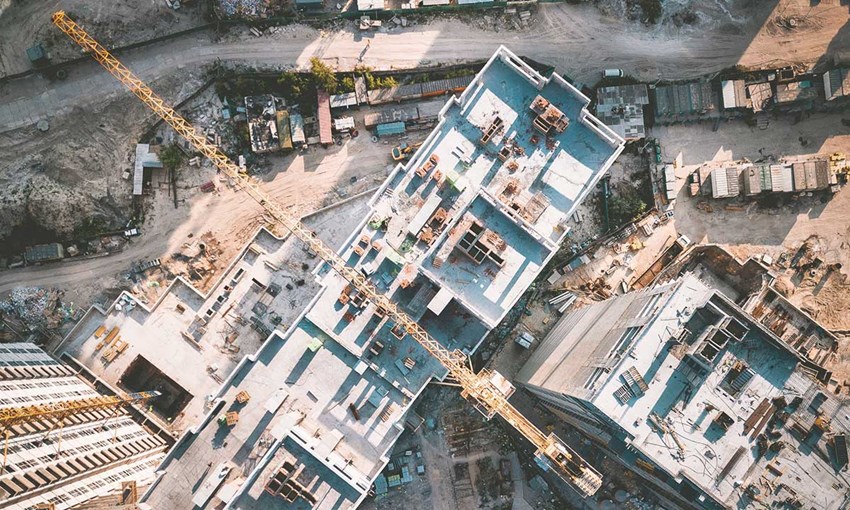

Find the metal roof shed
[[725, 167, 740, 196], [710, 167, 729, 198], [357, 0, 384, 9], [824, 68, 850, 101], [26, 44, 48, 64], [133, 144, 163, 196], [329, 92, 358, 109], [771, 164, 794, 193], [721, 80, 748, 109], [743, 166, 761, 196], [25, 243, 64, 263], [758, 165, 772, 192], [334, 116, 355, 131], [375, 121, 405, 136], [317, 88, 333, 145]]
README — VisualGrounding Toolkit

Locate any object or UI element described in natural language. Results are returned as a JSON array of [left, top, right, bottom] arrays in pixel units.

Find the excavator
[[391, 141, 422, 161]]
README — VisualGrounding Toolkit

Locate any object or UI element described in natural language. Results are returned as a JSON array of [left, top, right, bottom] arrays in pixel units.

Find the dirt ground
[[360, 387, 566, 510], [659, 111, 850, 331], [0, 0, 206, 78], [0, 80, 424, 311], [0, 70, 203, 246]]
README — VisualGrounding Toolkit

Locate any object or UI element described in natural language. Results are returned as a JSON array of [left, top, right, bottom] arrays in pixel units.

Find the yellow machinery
[[391, 142, 422, 161], [830, 152, 848, 179], [51, 11, 602, 496], [1, 391, 159, 474]]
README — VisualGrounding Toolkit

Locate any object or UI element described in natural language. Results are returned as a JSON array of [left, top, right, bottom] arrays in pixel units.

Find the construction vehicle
[[830, 152, 848, 181], [391, 141, 422, 161], [51, 11, 603, 497]]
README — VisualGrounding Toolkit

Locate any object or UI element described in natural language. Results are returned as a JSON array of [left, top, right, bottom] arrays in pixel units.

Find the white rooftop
[[335, 45, 624, 328], [588, 275, 850, 509]]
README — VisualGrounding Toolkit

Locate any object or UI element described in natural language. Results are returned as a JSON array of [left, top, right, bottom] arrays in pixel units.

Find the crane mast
[[51, 11, 602, 496]]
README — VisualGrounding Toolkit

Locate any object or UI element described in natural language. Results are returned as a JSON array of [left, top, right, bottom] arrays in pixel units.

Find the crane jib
[[49, 10, 602, 497]]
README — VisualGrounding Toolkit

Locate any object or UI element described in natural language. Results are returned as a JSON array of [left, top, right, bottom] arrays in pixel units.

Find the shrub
[[309, 57, 338, 94]]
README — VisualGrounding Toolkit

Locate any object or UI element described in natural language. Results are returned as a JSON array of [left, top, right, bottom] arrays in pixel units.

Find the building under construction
[[517, 274, 850, 510], [56, 45, 624, 509], [0, 343, 168, 510]]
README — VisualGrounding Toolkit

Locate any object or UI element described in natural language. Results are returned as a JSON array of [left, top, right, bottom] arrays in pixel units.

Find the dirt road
[[2, 1, 848, 133]]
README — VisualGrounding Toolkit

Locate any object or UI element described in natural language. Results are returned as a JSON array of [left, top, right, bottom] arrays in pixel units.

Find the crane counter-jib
[[49, 10, 602, 497]]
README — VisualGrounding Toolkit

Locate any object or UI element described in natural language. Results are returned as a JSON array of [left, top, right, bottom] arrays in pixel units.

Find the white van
[[602, 69, 625, 78]]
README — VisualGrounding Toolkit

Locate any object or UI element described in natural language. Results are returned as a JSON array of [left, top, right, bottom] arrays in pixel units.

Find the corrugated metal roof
[[317, 89, 333, 145], [357, 0, 384, 9], [792, 162, 808, 191], [721, 81, 736, 109], [721, 80, 748, 109], [597, 84, 650, 106], [725, 167, 740, 196], [420, 75, 474, 96], [711, 167, 729, 198], [815, 160, 831, 189], [743, 166, 761, 196], [25, 243, 64, 262], [804, 161, 818, 191], [824, 69, 850, 101], [329, 92, 358, 108], [376, 121, 406, 136], [759, 165, 772, 192], [655, 82, 715, 116], [771, 164, 794, 193], [333, 116, 355, 131], [363, 106, 420, 128], [133, 144, 162, 196]]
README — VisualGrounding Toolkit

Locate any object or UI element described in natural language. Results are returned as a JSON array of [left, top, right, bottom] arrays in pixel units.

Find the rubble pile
[[0, 287, 71, 331], [217, 0, 267, 17]]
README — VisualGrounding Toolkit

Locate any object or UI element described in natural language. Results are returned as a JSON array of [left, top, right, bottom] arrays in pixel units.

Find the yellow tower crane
[[1, 391, 160, 474], [51, 11, 603, 497]]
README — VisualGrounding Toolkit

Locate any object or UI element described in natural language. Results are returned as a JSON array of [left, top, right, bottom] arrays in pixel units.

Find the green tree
[[639, 0, 662, 23], [339, 76, 355, 94], [277, 71, 304, 98], [160, 144, 183, 172], [608, 183, 648, 227], [377, 76, 397, 88], [309, 57, 338, 94]]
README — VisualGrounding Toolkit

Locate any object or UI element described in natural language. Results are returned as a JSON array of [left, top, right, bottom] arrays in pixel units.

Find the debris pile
[[216, 0, 270, 18], [0, 287, 71, 332]]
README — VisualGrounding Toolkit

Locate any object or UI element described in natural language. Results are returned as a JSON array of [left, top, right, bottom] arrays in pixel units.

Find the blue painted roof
[[376, 121, 406, 136], [374, 474, 388, 495]]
